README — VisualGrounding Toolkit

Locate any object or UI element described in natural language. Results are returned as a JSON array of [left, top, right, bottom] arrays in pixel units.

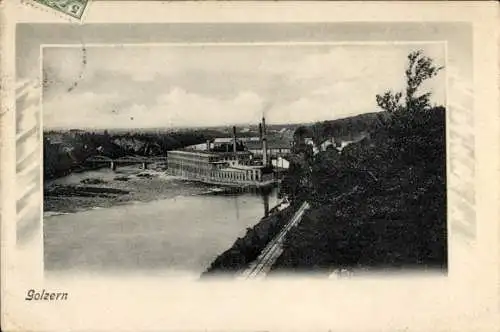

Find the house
[[244, 137, 292, 157], [271, 156, 290, 169]]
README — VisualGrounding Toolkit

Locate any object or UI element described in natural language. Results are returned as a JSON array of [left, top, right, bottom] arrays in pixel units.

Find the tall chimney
[[206, 139, 211, 151], [232, 125, 237, 157], [262, 137, 268, 167], [261, 117, 268, 167]]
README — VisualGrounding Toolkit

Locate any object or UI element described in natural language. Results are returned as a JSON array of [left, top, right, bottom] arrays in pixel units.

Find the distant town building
[[316, 134, 370, 155], [244, 138, 291, 157], [271, 156, 290, 169], [319, 138, 337, 152]]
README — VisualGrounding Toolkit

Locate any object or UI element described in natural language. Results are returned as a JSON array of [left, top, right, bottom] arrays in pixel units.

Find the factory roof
[[213, 137, 235, 143], [168, 149, 215, 157], [238, 136, 261, 142], [185, 142, 209, 151], [220, 165, 263, 172], [244, 138, 292, 150], [230, 164, 264, 170], [170, 148, 251, 157], [211, 137, 260, 143], [184, 139, 249, 151]]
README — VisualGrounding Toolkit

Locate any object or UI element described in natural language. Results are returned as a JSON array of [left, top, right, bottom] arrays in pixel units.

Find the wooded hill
[[275, 105, 447, 272], [276, 50, 447, 273], [308, 111, 389, 145]]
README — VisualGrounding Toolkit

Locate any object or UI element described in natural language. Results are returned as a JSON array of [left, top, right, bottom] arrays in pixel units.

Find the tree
[[376, 50, 444, 114], [293, 126, 311, 144], [375, 90, 403, 114], [405, 50, 444, 111]]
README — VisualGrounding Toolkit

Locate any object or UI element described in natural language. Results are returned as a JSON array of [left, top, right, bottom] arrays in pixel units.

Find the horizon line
[[44, 104, 450, 132], [42, 111, 384, 132]]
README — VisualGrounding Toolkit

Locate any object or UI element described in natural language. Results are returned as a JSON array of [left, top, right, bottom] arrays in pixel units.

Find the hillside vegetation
[[275, 50, 447, 273], [310, 111, 387, 145], [275, 106, 446, 273]]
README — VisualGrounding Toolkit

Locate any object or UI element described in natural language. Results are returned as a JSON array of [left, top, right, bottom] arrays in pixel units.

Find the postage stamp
[[28, 0, 90, 20]]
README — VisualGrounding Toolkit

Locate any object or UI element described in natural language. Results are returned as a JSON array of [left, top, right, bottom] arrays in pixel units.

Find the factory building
[[244, 139, 291, 157], [166, 117, 276, 187]]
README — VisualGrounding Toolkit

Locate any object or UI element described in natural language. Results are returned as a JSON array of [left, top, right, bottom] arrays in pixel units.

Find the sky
[[41, 43, 445, 129]]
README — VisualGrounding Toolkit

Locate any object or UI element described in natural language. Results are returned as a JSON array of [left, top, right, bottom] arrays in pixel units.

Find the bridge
[[84, 155, 168, 171]]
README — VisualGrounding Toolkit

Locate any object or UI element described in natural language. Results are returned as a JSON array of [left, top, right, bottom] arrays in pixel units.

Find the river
[[44, 167, 280, 278]]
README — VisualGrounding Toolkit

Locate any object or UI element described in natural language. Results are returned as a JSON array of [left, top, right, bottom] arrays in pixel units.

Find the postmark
[[24, 0, 90, 20], [42, 43, 88, 93]]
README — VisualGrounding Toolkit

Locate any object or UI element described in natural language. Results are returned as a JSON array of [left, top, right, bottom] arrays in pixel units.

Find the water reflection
[[263, 190, 270, 217], [44, 184, 279, 275]]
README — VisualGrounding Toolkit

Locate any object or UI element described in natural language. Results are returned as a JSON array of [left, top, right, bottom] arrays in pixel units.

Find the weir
[[83, 156, 167, 171]]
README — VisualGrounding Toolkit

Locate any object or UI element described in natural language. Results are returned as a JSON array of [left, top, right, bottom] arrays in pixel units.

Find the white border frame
[[1, 2, 498, 331]]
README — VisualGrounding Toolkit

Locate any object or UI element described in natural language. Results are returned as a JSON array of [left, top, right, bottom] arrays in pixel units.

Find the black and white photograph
[[4, 2, 498, 330], [39, 40, 449, 279]]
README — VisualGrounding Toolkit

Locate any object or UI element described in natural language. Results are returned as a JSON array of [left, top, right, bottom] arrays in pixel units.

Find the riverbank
[[200, 200, 299, 278], [43, 165, 228, 215]]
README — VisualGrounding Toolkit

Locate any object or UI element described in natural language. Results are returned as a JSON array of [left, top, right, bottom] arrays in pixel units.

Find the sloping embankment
[[200, 201, 302, 278], [271, 108, 447, 274]]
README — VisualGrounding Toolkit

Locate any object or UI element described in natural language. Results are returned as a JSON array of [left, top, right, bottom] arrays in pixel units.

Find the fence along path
[[238, 201, 310, 279], [238, 184, 364, 279]]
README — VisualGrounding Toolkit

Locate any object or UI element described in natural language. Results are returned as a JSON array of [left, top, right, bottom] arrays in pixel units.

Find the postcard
[[1, 1, 499, 331]]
